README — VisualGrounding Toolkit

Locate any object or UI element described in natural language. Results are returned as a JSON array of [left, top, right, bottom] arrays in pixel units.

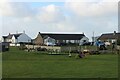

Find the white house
[[79, 36, 89, 45], [2, 32, 31, 46], [44, 37, 56, 46], [0, 37, 2, 42]]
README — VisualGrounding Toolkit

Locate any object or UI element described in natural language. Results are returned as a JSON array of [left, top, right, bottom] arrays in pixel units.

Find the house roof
[[5, 33, 22, 39], [2, 36, 7, 39], [98, 33, 120, 40], [14, 34, 22, 39], [40, 32, 85, 40]]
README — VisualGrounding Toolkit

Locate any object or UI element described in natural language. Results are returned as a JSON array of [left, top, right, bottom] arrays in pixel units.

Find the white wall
[[0, 37, 3, 42], [44, 37, 55, 46], [11, 35, 17, 43], [111, 39, 116, 43], [18, 33, 31, 43], [79, 36, 89, 45], [10, 43, 20, 46], [6, 36, 13, 43]]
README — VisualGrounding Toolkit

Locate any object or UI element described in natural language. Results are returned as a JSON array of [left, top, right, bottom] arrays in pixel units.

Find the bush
[[117, 39, 120, 45], [19, 44, 27, 50], [36, 47, 47, 51]]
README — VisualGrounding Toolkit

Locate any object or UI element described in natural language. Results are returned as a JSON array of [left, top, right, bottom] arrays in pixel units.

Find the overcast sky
[[0, 0, 119, 40]]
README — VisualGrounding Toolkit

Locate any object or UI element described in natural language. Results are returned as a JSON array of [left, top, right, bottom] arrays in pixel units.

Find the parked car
[[95, 41, 107, 50], [95, 41, 104, 47]]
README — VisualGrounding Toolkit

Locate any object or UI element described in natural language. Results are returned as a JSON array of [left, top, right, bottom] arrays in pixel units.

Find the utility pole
[[93, 31, 95, 44], [113, 31, 117, 54]]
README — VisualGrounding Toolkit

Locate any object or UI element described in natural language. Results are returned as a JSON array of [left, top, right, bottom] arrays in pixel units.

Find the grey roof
[[4, 33, 22, 39], [7, 35, 13, 39], [2, 36, 7, 39], [14, 33, 22, 39]]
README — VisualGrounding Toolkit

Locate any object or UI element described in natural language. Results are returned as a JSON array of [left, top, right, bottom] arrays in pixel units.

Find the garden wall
[[25, 45, 79, 52]]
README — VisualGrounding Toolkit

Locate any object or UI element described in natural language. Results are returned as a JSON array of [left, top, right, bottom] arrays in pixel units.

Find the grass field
[[2, 47, 118, 78]]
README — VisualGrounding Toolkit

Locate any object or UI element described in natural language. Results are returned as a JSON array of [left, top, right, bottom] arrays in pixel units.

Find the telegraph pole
[[93, 31, 95, 44], [113, 31, 117, 54]]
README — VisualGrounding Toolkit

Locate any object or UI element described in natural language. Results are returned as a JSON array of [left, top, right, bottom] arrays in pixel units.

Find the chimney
[[9, 33, 10, 35], [23, 30, 25, 34], [113, 31, 116, 35]]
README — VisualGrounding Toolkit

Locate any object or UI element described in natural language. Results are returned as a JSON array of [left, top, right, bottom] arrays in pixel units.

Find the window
[[83, 40, 86, 42]]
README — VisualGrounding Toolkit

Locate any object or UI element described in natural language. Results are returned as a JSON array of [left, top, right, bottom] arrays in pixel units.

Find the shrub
[[19, 44, 27, 50], [117, 39, 120, 45]]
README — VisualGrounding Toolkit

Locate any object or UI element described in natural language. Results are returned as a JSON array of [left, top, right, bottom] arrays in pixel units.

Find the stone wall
[[25, 45, 79, 52]]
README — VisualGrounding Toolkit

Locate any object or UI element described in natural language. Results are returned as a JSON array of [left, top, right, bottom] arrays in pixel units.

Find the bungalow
[[98, 32, 120, 44], [2, 32, 31, 46], [34, 32, 89, 46]]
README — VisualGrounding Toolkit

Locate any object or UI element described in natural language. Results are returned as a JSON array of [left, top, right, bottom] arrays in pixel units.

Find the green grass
[[2, 47, 118, 78]]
